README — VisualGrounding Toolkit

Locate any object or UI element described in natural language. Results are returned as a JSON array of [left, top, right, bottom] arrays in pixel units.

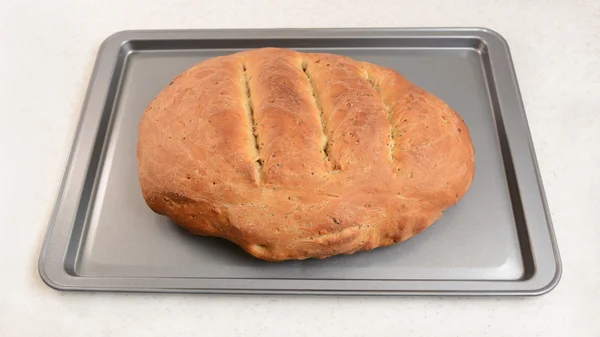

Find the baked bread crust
[[137, 48, 475, 261]]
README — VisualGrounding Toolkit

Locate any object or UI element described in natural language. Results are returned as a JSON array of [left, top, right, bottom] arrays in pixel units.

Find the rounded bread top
[[137, 47, 475, 261]]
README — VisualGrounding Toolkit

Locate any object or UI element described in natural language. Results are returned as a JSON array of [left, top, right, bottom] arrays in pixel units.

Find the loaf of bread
[[137, 47, 475, 261]]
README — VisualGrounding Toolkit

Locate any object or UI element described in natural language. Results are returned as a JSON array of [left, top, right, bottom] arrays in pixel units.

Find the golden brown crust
[[137, 47, 475, 261]]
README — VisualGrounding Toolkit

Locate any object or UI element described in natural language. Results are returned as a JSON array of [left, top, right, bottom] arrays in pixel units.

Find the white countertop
[[1, 0, 598, 336]]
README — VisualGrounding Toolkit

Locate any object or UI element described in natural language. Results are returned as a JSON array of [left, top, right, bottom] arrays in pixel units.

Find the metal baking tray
[[39, 28, 561, 295]]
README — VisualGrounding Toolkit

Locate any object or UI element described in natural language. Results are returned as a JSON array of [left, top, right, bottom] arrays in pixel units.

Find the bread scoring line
[[301, 61, 332, 169], [364, 67, 397, 163], [241, 62, 263, 184]]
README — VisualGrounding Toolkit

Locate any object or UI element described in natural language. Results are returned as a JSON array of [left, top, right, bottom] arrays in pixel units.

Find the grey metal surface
[[38, 28, 561, 295]]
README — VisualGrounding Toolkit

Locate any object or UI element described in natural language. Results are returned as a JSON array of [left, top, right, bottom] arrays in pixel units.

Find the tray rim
[[38, 27, 562, 296]]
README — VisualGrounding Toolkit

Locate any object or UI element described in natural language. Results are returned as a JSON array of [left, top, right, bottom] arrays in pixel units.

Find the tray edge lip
[[37, 26, 562, 296], [38, 29, 130, 292], [473, 27, 563, 294], [93, 26, 516, 43]]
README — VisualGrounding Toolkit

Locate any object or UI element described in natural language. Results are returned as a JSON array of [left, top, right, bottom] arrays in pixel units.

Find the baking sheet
[[38, 28, 561, 295]]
